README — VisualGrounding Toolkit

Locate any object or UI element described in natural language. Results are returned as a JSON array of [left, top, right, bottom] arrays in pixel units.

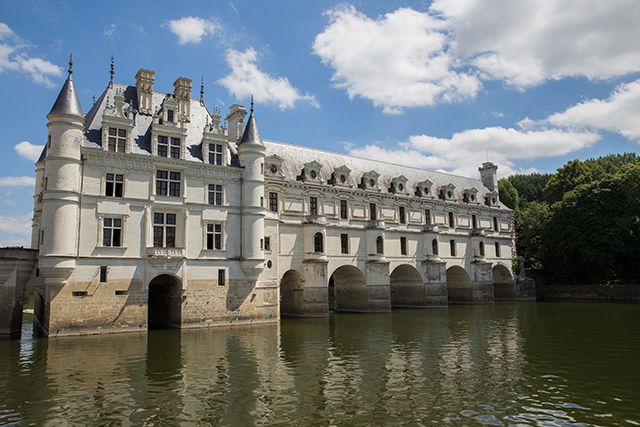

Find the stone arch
[[446, 266, 472, 304], [32, 291, 47, 338], [390, 264, 425, 307], [329, 265, 368, 312], [148, 274, 182, 330], [280, 269, 305, 317], [493, 264, 516, 299]]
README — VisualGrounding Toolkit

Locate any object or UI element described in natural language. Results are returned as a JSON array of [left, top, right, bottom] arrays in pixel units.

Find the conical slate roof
[[48, 62, 83, 117], [239, 101, 263, 146]]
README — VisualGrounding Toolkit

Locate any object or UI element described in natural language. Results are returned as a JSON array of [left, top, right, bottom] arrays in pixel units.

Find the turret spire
[[68, 54, 73, 75], [109, 55, 114, 88], [48, 53, 83, 117], [200, 77, 204, 103], [250, 94, 254, 113], [239, 99, 263, 146]]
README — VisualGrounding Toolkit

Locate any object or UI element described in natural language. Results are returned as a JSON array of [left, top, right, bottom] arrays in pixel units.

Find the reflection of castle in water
[[1, 307, 529, 425]]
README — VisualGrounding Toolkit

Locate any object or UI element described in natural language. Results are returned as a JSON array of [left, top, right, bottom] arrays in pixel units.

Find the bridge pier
[[471, 259, 495, 303], [0, 249, 38, 340], [424, 259, 448, 306]]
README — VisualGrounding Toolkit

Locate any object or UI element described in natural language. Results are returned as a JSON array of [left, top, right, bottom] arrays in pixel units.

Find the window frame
[[400, 236, 407, 255], [107, 127, 127, 153], [207, 183, 223, 206], [314, 232, 324, 253], [340, 233, 349, 254], [309, 196, 319, 216], [153, 212, 177, 248], [450, 239, 456, 257], [208, 143, 224, 166], [399, 206, 406, 224], [376, 235, 384, 254], [156, 170, 181, 198], [102, 217, 123, 247], [205, 222, 224, 250], [340, 199, 348, 220], [105, 173, 124, 198], [268, 192, 278, 213]]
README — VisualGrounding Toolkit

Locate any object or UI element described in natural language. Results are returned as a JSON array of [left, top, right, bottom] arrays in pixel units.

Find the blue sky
[[1, 0, 639, 246]]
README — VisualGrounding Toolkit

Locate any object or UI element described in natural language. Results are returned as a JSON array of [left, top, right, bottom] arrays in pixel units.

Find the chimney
[[479, 162, 498, 192], [173, 77, 192, 122], [225, 104, 247, 143], [135, 69, 155, 115]]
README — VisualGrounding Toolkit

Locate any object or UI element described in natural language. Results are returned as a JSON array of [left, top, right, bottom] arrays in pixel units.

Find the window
[[260, 196, 264, 208], [264, 236, 271, 251], [170, 138, 181, 159], [376, 236, 384, 254], [105, 173, 124, 197], [432, 238, 438, 255], [156, 171, 181, 197], [450, 240, 456, 256], [448, 212, 455, 228], [208, 184, 223, 205], [493, 217, 499, 231], [218, 269, 226, 286], [208, 143, 223, 165], [399, 207, 406, 224], [153, 213, 176, 248], [102, 217, 122, 247], [99, 266, 107, 283], [370, 203, 377, 220], [400, 237, 407, 255], [269, 192, 278, 212], [495, 242, 501, 257], [108, 128, 126, 152], [340, 200, 348, 219], [158, 136, 169, 157], [340, 233, 349, 254], [314, 232, 324, 253], [310, 196, 318, 216], [167, 109, 174, 123], [472, 214, 478, 229], [479, 241, 485, 256], [206, 223, 223, 250], [425, 209, 431, 225], [47, 135, 51, 148]]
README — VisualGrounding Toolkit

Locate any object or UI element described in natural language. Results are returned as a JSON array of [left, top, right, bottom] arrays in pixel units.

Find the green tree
[[516, 201, 550, 271], [498, 179, 519, 210]]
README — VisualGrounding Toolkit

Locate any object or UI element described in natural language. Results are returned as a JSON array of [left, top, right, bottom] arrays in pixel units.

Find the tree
[[498, 179, 519, 210]]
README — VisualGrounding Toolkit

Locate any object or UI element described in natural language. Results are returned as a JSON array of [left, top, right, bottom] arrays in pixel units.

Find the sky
[[1, 0, 639, 247]]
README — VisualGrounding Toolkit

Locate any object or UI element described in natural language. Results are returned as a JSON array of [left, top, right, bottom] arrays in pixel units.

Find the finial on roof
[[109, 55, 114, 88], [68, 54, 73, 75], [200, 77, 204, 103], [250, 94, 254, 113], [92, 95, 96, 105]]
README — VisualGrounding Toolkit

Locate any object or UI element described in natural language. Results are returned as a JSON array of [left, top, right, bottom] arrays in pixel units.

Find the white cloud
[[218, 47, 318, 110], [167, 16, 219, 44], [14, 140, 44, 162], [313, 5, 480, 114], [0, 176, 35, 187], [313, 2, 640, 111], [544, 79, 640, 141], [348, 127, 600, 177], [0, 236, 30, 248], [432, 0, 640, 87], [0, 213, 32, 235], [104, 23, 116, 40], [0, 22, 63, 87]]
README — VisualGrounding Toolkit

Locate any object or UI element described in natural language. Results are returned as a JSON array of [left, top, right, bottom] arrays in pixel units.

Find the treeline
[[498, 153, 640, 284]]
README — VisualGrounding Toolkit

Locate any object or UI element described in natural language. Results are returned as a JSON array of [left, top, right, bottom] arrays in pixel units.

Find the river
[[1, 303, 639, 426]]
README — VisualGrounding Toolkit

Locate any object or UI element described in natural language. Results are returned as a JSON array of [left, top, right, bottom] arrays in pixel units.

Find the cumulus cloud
[[218, 47, 318, 110], [313, 5, 480, 114], [0, 236, 30, 248], [14, 140, 44, 162], [167, 16, 220, 44], [0, 176, 35, 187], [313, 2, 640, 111], [348, 127, 600, 177], [0, 22, 63, 87], [0, 213, 32, 235], [543, 79, 640, 141]]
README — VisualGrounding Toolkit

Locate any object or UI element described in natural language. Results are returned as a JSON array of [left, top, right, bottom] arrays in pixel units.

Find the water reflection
[[1, 304, 639, 426]]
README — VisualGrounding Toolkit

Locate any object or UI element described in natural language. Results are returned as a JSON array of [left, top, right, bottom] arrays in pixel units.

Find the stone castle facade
[[30, 61, 517, 337]]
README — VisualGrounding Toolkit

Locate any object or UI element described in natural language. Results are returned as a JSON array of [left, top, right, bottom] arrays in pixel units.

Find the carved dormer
[[202, 110, 227, 166], [173, 77, 192, 122], [415, 179, 433, 197], [135, 68, 155, 115], [439, 183, 456, 201], [331, 165, 352, 187], [151, 96, 187, 159], [463, 187, 479, 204], [484, 190, 499, 206], [360, 170, 381, 191], [299, 160, 323, 182], [389, 175, 408, 195], [101, 89, 134, 153], [265, 154, 285, 179]]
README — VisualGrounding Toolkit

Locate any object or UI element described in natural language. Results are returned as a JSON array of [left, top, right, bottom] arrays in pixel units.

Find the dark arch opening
[[493, 264, 516, 299], [32, 292, 46, 338], [446, 266, 472, 304], [376, 236, 384, 254], [329, 265, 368, 312], [148, 274, 182, 330], [314, 232, 324, 253], [390, 264, 424, 307], [280, 269, 304, 317], [432, 238, 439, 255]]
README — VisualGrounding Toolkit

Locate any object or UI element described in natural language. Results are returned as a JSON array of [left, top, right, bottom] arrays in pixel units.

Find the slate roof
[[49, 73, 83, 117], [80, 82, 503, 207]]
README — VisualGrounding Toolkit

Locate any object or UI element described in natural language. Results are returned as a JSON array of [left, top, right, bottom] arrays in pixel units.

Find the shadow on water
[[0, 303, 639, 426]]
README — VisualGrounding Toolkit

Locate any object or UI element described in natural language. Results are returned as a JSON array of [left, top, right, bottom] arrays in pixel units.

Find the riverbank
[[538, 283, 640, 303]]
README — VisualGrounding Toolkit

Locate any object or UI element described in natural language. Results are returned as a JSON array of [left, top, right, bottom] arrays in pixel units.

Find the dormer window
[[170, 138, 181, 159], [108, 128, 126, 153], [270, 164, 278, 173], [463, 188, 479, 204], [415, 180, 433, 197], [208, 143, 223, 166], [158, 136, 168, 157], [439, 183, 456, 201], [265, 154, 285, 178], [167, 109, 174, 123], [332, 165, 352, 187], [389, 175, 408, 195], [360, 170, 380, 191], [301, 160, 323, 182], [310, 170, 317, 179], [484, 191, 499, 206]]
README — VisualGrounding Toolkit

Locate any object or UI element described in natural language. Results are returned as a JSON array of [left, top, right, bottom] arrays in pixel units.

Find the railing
[[304, 215, 327, 225], [146, 247, 185, 258]]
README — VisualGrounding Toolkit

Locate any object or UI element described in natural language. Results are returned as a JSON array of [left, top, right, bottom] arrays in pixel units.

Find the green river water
[[1, 303, 639, 426]]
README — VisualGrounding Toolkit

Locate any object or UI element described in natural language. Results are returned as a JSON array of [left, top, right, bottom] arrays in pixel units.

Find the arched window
[[479, 241, 485, 256], [432, 238, 438, 255], [376, 235, 384, 254], [495, 242, 501, 257], [314, 232, 324, 253]]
